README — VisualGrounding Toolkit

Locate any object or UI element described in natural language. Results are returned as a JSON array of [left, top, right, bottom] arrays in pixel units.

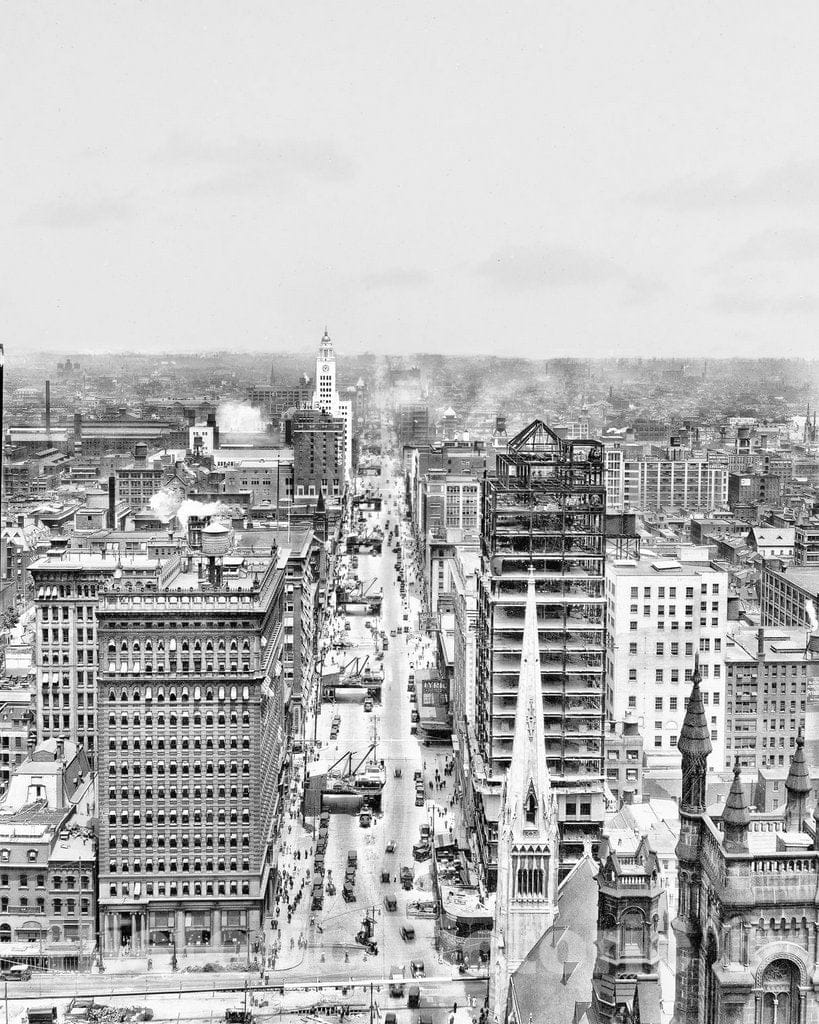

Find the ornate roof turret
[[786, 731, 811, 797], [722, 758, 750, 849], [785, 730, 811, 831], [678, 655, 712, 758]]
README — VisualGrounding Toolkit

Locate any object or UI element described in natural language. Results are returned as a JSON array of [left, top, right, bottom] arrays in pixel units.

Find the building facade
[[30, 552, 162, 755], [605, 557, 729, 769], [724, 627, 818, 771], [674, 666, 819, 1024], [95, 541, 286, 956], [312, 331, 352, 480]]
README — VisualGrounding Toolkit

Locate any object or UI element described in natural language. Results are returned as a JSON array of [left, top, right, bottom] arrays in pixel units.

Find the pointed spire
[[786, 731, 811, 797], [722, 758, 750, 848], [505, 565, 551, 834], [316, 488, 325, 513], [678, 654, 712, 758]]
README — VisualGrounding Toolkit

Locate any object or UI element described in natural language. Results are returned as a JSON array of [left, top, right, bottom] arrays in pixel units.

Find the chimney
[[757, 627, 765, 659], [107, 475, 116, 529], [45, 380, 51, 432], [55, 738, 64, 761], [207, 411, 220, 448]]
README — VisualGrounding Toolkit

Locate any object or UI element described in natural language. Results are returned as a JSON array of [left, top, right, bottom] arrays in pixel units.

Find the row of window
[[105, 685, 251, 702], [109, 827, 249, 848], [105, 760, 252, 776], [110, 856, 250, 873], [109, 879, 248, 898], [0, 874, 90, 889]]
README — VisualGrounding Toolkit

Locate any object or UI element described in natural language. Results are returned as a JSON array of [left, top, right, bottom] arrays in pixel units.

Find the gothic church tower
[[490, 567, 559, 1018]]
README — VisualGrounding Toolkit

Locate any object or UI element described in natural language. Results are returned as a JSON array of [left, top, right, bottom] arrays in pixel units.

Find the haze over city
[[6, 3, 819, 358]]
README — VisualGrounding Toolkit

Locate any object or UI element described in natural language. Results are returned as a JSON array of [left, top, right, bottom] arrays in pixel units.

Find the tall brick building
[[95, 533, 286, 955]]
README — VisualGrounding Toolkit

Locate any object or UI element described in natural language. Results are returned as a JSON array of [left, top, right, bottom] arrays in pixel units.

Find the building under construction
[[472, 420, 607, 886]]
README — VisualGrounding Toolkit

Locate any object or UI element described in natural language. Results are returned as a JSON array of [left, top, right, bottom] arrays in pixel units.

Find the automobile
[[410, 960, 425, 978], [410, 725, 417, 735], [407, 987, 420, 1009], [326, 880, 336, 895], [400, 866, 413, 890], [363, 698, 373, 713], [342, 882, 356, 903], [384, 894, 398, 912], [419, 824, 430, 840], [408, 672, 415, 683], [409, 692, 416, 704], [388, 966, 406, 998], [411, 710, 419, 724], [414, 792, 424, 807], [390, 629, 397, 637], [344, 621, 352, 631], [359, 808, 372, 827], [384, 1014, 397, 1024], [403, 613, 409, 622], [383, 640, 389, 650], [418, 1013, 433, 1024], [412, 842, 431, 862], [403, 626, 410, 634], [312, 892, 323, 910], [414, 770, 422, 781], [347, 850, 358, 868], [400, 925, 416, 941], [320, 812, 331, 826], [1, 966, 31, 982], [385, 840, 397, 853]]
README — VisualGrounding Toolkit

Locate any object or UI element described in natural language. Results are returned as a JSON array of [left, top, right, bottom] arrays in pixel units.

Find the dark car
[[400, 925, 416, 941], [410, 959, 425, 978], [384, 894, 398, 912], [412, 842, 431, 862], [342, 882, 356, 902]]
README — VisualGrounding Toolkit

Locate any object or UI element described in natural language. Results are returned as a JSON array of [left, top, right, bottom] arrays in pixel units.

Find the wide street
[[11, 428, 484, 1023]]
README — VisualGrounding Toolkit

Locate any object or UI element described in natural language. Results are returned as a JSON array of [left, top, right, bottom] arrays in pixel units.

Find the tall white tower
[[312, 329, 353, 480], [490, 566, 559, 1019]]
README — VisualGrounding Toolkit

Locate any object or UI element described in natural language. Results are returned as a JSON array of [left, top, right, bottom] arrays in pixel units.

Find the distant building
[[724, 627, 818, 770], [312, 331, 352, 480], [604, 444, 728, 513], [602, 717, 644, 806], [795, 518, 819, 566], [760, 563, 819, 629], [288, 408, 345, 502]]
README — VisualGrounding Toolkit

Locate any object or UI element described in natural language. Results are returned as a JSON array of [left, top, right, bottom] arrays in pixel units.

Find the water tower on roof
[[201, 520, 231, 587]]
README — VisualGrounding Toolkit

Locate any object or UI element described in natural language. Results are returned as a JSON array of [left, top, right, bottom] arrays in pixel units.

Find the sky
[[3, 2, 819, 360]]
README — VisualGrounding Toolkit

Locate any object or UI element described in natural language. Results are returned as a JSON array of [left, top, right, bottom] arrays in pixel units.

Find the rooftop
[[725, 628, 811, 663], [608, 557, 723, 576]]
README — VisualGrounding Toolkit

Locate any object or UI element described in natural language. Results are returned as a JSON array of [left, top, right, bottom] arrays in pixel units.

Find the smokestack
[[757, 627, 765, 659], [45, 380, 51, 433], [108, 475, 116, 530], [207, 411, 219, 448]]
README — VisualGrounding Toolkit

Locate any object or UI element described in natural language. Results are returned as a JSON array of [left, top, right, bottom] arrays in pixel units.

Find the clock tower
[[311, 328, 353, 480]]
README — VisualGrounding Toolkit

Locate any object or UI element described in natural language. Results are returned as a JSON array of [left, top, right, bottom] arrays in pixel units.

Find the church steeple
[[490, 567, 558, 1017], [785, 730, 811, 831], [678, 655, 711, 813]]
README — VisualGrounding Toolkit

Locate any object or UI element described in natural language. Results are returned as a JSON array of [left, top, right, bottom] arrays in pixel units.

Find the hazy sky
[[4, 3, 819, 359]]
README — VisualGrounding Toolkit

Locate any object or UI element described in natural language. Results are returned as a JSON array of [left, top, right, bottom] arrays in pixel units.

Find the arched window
[[525, 786, 537, 825], [622, 911, 644, 956], [760, 959, 800, 1024]]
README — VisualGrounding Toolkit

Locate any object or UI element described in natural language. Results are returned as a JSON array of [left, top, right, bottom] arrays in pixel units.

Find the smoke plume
[[217, 402, 264, 433], [807, 599, 819, 634]]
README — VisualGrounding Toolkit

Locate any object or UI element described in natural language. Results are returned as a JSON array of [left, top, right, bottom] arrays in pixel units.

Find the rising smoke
[[807, 599, 819, 634], [149, 486, 227, 532], [216, 402, 264, 433]]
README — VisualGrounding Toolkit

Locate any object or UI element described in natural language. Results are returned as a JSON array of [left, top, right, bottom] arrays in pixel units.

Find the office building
[[312, 331, 352, 480], [724, 627, 819, 770], [95, 533, 286, 955], [605, 557, 729, 769], [30, 552, 163, 755]]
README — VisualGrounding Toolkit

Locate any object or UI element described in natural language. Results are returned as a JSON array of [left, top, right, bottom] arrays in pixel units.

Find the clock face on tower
[[322, 364, 329, 372]]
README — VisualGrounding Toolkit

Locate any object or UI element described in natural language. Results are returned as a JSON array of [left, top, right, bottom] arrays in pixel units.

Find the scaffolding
[[476, 421, 607, 882]]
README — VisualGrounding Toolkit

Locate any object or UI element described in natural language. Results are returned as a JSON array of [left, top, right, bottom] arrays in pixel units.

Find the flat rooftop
[[608, 557, 722, 576], [725, 628, 811, 662], [767, 565, 819, 591]]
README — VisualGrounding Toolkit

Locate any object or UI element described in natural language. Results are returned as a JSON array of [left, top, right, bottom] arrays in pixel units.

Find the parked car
[[342, 882, 356, 903], [414, 792, 425, 807], [384, 894, 398, 912], [412, 841, 431, 861], [407, 986, 420, 1008], [347, 850, 358, 868], [400, 866, 413, 890], [385, 839, 397, 853], [410, 960, 425, 978], [2, 966, 31, 982]]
